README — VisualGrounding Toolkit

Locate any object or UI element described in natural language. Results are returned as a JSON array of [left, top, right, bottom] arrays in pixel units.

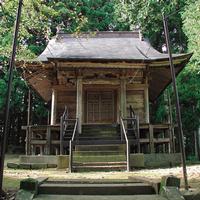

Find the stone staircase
[[72, 124, 127, 172], [37, 180, 156, 196]]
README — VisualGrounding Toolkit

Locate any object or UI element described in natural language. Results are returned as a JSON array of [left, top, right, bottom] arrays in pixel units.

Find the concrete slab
[[34, 195, 167, 200]]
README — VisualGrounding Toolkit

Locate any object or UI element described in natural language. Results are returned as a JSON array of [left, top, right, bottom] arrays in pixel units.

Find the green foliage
[[182, 0, 200, 69], [113, 0, 187, 51], [0, 0, 200, 157]]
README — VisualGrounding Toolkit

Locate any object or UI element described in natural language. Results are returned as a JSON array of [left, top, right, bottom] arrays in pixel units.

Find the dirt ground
[[3, 154, 200, 190]]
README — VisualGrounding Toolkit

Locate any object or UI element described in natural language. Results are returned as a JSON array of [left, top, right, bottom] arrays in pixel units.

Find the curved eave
[[16, 52, 192, 102], [17, 52, 192, 68], [46, 52, 192, 65], [149, 53, 192, 102]]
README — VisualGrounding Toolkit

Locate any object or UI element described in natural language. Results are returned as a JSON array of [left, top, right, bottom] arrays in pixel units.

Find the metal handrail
[[62, 106, 68, 119], [129, 105, 135, 118], [69, 118, 78, 173], [60, 106, 68, 155], [71, 118, 78, 141], [120, 117, 130, 172]]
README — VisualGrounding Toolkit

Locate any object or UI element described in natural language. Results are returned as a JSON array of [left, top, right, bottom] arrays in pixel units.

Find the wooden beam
[[126, 84, 147, 90], [82, 79, 120, 85], [83, 84, 119, 90], [76, 77, 83, 133], [50, 89, 57, 125], [52, 84, 76, 91], [59, 61, 146, 69]]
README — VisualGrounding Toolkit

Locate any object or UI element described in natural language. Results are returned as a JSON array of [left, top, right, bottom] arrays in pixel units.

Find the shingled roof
[[38, 31, 191, 63], [21, 31, 192, 102]]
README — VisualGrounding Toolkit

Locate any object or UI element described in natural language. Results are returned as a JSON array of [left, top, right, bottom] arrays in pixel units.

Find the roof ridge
[[56, 31, 141, 39]]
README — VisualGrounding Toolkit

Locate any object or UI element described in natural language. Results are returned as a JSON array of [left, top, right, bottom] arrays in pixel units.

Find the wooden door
[[86, 91, 115, 123]]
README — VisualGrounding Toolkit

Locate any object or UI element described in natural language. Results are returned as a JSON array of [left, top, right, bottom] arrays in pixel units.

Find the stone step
[[75, 144, 126, 152], [72, 164, 127, 172], [81, 133, 118, 137], [82, 124, 117, 128], [74, 140, 125, 145], [74, 151, 125, 156], [82, 125, 118, 135], [73, 155, 126, 163], [74, 161, 127, 166], [38, 182, 155, 195], [77, 136, 121, 141], [82, 129, 117, 132], [34, 194, 167, 200]]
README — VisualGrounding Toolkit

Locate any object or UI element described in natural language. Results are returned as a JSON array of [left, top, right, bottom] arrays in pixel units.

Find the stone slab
[[144, 153, 181, 168], [20, 155, 58, 165], [128, 176, 160, 194], [160, 186, 184, 200], [16, 189, 35, 200], [160, 175, 180, 195], [182, 189, 200, 200], [47, 164, 57, 168], [19, 163, 31, 169], [38, 183, 155, 195], [7, 162, 19, 169], [57, 155, 69, 169], [20, 178, 39, 192], [31, 163, 48, 170], [130, 153, 144, 168]]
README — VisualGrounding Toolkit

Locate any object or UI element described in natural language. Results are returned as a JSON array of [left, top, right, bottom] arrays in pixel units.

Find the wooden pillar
[[117, 88, 121, 123], [76, 77, 82, 133], [50, 89, 57, 125], [26, 89, 32, 155], [120, 78, 127, 118], [149, 125, 154, 153], [46, 126, 51, 155], [144, 77, 150, 123], [195, 130, 200, 160], [166, 89, 175, 153]]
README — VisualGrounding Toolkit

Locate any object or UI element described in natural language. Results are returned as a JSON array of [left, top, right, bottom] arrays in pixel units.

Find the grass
[[3, 176, 21, 191], [2, 154, 21, 191]]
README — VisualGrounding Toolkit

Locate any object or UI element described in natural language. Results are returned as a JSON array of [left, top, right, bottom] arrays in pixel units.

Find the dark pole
[[27, 89, 32, 126], [0, 0, 23, 196], [162, 13, 188, 190], [26, 89, 32, 155]]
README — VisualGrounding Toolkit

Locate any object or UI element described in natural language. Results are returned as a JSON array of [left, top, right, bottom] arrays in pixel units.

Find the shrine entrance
[[85, 91, 116, 124]]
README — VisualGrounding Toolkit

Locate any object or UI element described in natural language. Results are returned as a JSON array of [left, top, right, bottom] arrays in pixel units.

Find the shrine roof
[[37, 31, 190, 63]]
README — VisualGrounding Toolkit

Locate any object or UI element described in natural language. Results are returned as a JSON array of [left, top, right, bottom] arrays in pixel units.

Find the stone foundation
[[8, 153, 181, 170]]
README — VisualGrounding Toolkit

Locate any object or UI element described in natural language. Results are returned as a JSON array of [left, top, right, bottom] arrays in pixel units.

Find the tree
[[0, 0, 199, 157]]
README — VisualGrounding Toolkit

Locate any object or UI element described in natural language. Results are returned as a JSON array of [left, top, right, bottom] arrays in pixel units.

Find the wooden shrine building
[[20, 31, 191, 171]]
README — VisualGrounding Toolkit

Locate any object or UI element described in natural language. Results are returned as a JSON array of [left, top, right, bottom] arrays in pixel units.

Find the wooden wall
[[54, 84, 147, 124], [126, 89, 145, 123], [56, 89, 76, 123]]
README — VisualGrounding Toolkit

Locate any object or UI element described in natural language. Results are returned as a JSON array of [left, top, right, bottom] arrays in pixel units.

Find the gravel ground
[[4, 165, 200, 188], [3, 154, 200, 189]]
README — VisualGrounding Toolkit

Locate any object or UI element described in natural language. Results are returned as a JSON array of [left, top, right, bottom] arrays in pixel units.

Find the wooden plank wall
[[56, 89, 76, 123], [126, 90, 145, 123]]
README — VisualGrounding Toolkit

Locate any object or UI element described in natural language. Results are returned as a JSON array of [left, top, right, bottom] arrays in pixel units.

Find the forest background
[[0, 0, 199, 158]]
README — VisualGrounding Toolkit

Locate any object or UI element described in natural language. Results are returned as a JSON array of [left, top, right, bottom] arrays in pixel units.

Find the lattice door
[[87, 91, 114, 123]]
